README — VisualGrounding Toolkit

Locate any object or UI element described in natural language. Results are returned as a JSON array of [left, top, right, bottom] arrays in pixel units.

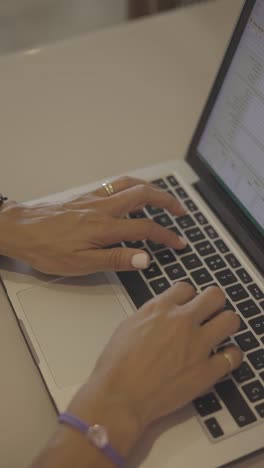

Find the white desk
[[1, 1, 263, 466]]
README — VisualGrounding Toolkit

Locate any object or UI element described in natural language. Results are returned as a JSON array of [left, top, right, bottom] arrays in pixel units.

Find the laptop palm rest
[[16, 274, 127, 389]]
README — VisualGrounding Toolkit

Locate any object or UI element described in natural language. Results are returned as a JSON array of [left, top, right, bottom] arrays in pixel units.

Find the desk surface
[[1, 1, 263, 467]]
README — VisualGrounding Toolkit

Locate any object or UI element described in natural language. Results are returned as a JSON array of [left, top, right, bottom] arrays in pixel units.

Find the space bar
[[215, 379, 256, 427], [117, 271, 153, 309]]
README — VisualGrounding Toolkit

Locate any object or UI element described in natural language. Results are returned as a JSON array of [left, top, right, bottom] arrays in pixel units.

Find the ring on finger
[[222, 350, 233, 372], [102, 181, 115, 197]]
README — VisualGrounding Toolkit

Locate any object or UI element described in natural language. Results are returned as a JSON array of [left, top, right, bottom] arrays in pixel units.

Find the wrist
[[68, 380, 143, 458], [0, 202, 34, 263], [42, 390, 142, 468]]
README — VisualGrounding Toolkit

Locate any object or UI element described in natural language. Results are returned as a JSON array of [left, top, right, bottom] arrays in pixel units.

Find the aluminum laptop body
[[1, 1, 263, 466]]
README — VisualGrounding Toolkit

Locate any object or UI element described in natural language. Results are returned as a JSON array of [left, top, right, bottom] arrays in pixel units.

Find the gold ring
[[102, 181, 115, 197], [223, 351, 233, 372]]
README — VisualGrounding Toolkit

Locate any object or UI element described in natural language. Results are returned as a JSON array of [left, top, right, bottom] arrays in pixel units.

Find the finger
[[94, 176, 150, 198], [100, 218, 187, 250], [102, 185, 186, 217], [154, 282, 197, 309], [192, 346, 243, 400], [204, 346, 243, 386], [75, 247, 151, 273], [201, 311, 240, 351], [187, 286, 226, 325]]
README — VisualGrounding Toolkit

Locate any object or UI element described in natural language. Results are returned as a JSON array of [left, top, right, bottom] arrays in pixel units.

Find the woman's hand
[[67, 284, 242, 458], [0, 176, 187, 276]]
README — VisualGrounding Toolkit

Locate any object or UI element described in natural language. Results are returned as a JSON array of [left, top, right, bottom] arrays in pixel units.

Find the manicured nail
[[131, 253, 150, 270]]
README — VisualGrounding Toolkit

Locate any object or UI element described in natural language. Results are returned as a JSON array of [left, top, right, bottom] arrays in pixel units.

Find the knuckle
[[107, 248, 124, 270]]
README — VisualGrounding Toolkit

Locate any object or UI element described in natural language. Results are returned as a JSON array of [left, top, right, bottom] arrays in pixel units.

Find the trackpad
[[17, 274, 128, 389]]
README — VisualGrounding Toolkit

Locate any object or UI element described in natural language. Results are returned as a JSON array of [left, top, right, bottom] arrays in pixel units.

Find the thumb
[[92, 247, 151, 272]]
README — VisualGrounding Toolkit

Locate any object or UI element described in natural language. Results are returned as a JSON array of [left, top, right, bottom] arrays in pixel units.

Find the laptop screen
[[197, 0, 264, 235]]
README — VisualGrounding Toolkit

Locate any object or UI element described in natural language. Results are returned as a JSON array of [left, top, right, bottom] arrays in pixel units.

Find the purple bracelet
[[59, 413, 125, 467]]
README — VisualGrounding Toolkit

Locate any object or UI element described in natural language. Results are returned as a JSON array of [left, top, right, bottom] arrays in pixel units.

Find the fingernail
[[180, 204, 187, 214], [131, 253, 150, 270], [179, 236, 188, 248]]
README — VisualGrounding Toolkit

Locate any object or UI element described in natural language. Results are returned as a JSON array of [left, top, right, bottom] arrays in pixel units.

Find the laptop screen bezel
[[186, 0, 264, 274]]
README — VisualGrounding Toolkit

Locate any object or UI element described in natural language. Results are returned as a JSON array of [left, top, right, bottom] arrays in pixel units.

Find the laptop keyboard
[[116, 174, 264, 442]]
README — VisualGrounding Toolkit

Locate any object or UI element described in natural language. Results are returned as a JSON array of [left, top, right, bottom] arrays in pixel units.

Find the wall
[[0, 0, 128, 55]]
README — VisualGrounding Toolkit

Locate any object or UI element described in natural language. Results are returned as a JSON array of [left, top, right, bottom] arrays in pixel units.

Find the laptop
[[1, 1, 263, 466]]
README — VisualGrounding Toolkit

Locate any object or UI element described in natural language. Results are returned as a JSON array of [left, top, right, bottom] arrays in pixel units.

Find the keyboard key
[[239, 317, 248, 331], [152, 178, 168, 189], [236, 268, 253, 285], [260, 301, 264, 311], [125, 240, 144, 249], [205, 255, 226, 272], [193, 392, 222, 417], [166, 175, 179, 187], [150, 277, 170, 295], [204, 418, 224, 439], [153, 214, 173, 227], [204, 225, 218, 240], [169, 226, 181, 237], [145, 205, 164, 216], [248, 284, 264, 301], [117, 271, 153, 309], [249, 316, 264, 336], [185, 199, 198, 212], [176, 215, 195, 230], [201, 283, 218, 291], [232, 362, 255, 384], [155, 249, 176, 266], [181, 254, 203, 270], [142, 248, 153, 260], [226, 284, 249, 302], [130, 211, 147, 219], [181, 278, 196, 289], [191, 268, 213, 286], [214, 239, 229, 254], [194, 212, 208, 226], [143, 262, 162, 280], [242, 380, 264, 403], [165, 263, 186, 281], [215, 379, 256, 427], [255, 402, 264, 418], [174, 244, 192, 255], [175, 187, 188, 199], [225, 253, 241, 269], [194, 241, 216, 257], [185, 227, 205, 243], [215, 269, 237, 286], [146, 240, 165, 252], [247, 349, 264, 371], [225, 299, 236, 311], [234, 331, 260, 352], [260, 372, 264, 382], [237, 300, 261, 319]]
